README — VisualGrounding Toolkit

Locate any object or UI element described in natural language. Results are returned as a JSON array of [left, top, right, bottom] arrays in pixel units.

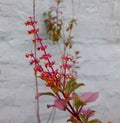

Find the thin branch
[[33, 0, 41, 123], [72, 0, 75, 18]]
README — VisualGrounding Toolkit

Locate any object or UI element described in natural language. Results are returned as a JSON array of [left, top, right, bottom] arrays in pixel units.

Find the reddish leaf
[[54, 99, 67, 111], [80, 92, 99, 103], [81, 108, 95, 117]]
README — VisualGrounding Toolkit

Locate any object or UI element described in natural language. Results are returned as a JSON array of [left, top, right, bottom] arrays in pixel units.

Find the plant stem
[[67, 101, 82, 122], [61, 92, 82, 122], [72, 0, 74, 17], [56, 1, 59, 30], [33, 0, 41, 123]]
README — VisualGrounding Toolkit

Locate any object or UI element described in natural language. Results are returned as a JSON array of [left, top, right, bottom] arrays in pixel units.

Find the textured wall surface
[[0, 0, 120, 123]]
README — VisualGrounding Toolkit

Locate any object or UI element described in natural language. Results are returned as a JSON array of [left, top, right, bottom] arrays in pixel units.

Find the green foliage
[[73, 93, 83, 110], [65, 80, 84, 96], [88, 119, 102, 123], [35, 92, 56, 99], [43, 4, 63, 42]]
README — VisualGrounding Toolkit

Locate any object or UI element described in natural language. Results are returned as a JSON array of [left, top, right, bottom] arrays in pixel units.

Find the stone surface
[[0, 0, 120, 123]]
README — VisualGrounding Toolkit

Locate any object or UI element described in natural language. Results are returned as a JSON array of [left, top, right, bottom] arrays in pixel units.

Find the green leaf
[[65, 80, 84, 95], [75, 51, 80, 55], [74, 100, 83, 109], [80, 114, 87, 123], [51, 86, 60, 94], [89, 119, 102, 123], [67, 117, 81, 123], [73, 93, 83, 110], [35, 92, 55, 99]]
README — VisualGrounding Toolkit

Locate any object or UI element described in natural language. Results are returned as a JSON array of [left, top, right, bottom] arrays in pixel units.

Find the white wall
[[0, 0, 120, 123]]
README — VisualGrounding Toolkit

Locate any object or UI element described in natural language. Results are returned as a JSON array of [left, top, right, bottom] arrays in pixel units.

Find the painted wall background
[[0, 0, 120, 123]]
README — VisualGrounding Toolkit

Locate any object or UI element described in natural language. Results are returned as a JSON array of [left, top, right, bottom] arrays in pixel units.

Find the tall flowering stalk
[[25, 16, 102, 123], [43, 0, 77, 59]]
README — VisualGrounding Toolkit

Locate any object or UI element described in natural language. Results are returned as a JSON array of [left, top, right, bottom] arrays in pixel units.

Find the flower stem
[[33, 0, 41, 123]]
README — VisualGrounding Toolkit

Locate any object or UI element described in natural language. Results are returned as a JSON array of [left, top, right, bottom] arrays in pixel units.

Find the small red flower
[[29, 58, 39, 65], [25, 20, 37, 26], [40, 53, 52, 60], [61, 64, 72, 70], [40, 71, 50, 80], [34, 65, 43, 73], [66, 73, 74, 79], [28, 28, 39, 35], [25, 53, 30, 58], [32, 39, 37, 43], [25, 53, 34, 58], [29, 60, 34, 65], [37, 37, 43, 43], [61, 55, 73, 61], [37, 45, 47, 51], [45, 61, 55, 67], [32, 37, 42, 43]]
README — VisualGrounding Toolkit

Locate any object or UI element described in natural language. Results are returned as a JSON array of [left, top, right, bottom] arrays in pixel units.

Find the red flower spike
[[40, 71, 59, 87]]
